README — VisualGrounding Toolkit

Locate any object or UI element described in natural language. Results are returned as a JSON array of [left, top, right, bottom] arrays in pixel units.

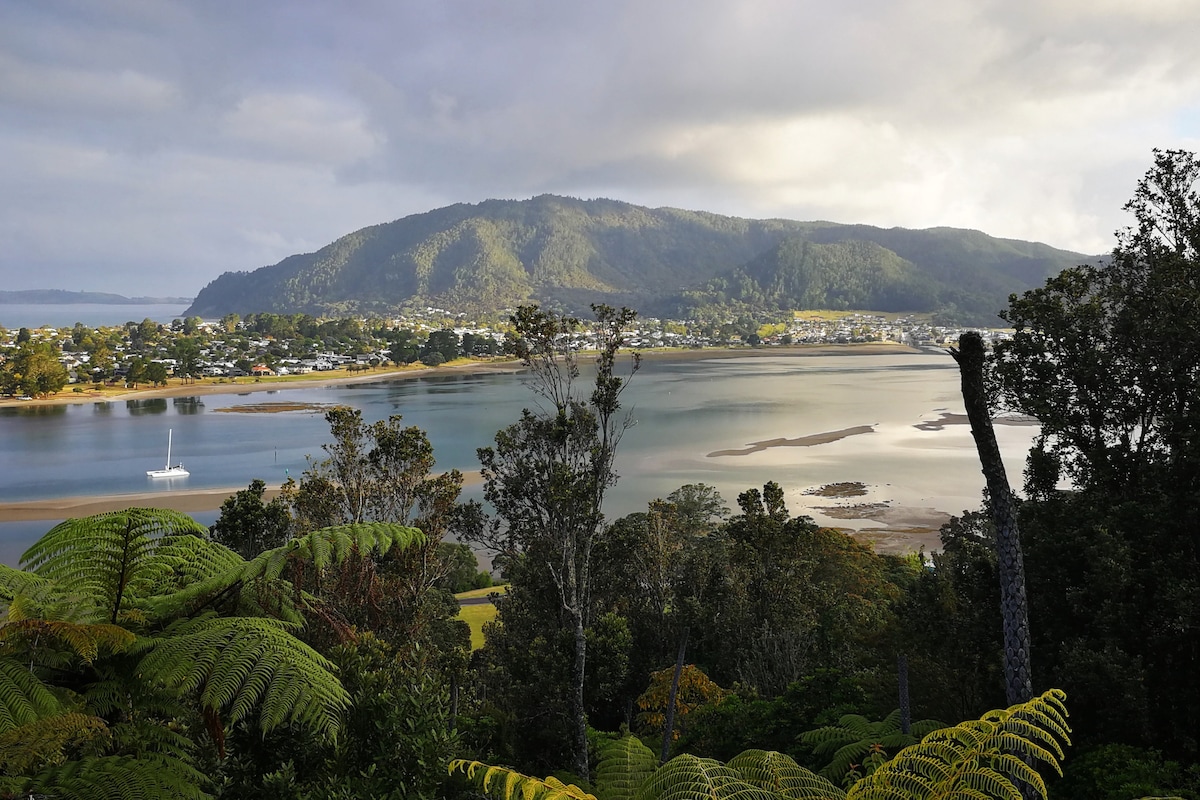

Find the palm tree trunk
[[951, 332, 1033, 705]]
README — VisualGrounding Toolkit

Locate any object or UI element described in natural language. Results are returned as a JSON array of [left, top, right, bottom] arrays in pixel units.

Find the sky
[[2, 1, 1198, 299]]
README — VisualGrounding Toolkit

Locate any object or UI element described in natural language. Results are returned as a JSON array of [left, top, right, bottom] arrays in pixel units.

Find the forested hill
[[186, 195, 1093, 322]]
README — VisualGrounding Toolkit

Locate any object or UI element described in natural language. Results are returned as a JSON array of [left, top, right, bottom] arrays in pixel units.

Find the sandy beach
[[0, 342, 951, 552]]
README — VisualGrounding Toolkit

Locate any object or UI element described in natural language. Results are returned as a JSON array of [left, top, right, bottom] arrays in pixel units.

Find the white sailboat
[[146, 429, 189, 478]]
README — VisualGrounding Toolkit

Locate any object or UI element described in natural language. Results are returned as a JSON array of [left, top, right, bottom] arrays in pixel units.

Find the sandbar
[[707, 425, 875, 457]]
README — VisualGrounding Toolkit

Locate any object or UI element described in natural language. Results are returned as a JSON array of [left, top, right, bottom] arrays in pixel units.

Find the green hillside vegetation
[[186, 196, 1089, 323], [679, 238, 944, 318]]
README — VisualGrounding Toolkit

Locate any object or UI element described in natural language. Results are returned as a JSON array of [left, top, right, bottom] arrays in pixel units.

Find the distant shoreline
[[0, 290, 191, 305], [0, 342, 924, 410], [0, 471, 484, 522]]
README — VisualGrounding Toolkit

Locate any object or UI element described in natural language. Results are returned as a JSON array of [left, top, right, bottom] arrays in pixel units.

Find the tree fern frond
[[802, 709, 946, 781], [845, 690, 1071, 800], [0, 711, 109, 774], [241, 523, 426, 582], [596, 734, 658, 800], [449, 759, 598, 800], [0, 657, 63, 733], [0, 563, 55, 607], [32, 753, 210, 800], [0, 619, 135, 663], [19, 509, 207, 624], [137, 615, 349, 740], [727, 749, 846, 799], [636, 753, 778, 800], [152, 534, 244, 586], [109, 718, 196, 763], [847, 770, 937, 800]]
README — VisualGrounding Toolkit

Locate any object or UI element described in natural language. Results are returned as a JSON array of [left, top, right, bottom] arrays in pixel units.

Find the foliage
[[455, 692, 1070, 800], [209, 478, 293, 559], [0, 341, 69, 396], [0, 508, 426, 799], [449, 759, 598, 800], [283, 407, 471, 650], [1051, 744, 1200, 800], [675, 671, 871, 765], [185, 194, 1086, 320], [994, 148, 1200, 497], [846, 689, 1069, 800], [800, 710, 946, 783], [889, 511, 1006, 724], [214, 633, 459, 800], [635, 665, 729, 742], [990, 149, 1200, 757], [474, 304, 639, 777], [694, 485, 902, 696], [594, 732, 658, 800]]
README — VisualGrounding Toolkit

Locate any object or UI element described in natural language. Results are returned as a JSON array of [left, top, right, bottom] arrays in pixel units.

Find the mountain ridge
[[186, 195, 1096, 323]]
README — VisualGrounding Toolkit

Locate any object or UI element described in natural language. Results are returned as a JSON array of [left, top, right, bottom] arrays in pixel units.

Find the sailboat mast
[[166, 428, 172, 468]]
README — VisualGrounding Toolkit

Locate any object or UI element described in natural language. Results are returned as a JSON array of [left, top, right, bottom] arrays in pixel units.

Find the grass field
[[455, 584, 507, 650]]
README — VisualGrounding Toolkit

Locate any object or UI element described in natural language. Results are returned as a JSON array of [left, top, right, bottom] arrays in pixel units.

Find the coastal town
[[0, 308, 1009, 398]]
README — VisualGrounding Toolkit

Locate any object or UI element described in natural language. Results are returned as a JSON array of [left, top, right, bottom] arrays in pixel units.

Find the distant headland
[[0, 290, 194, 305]]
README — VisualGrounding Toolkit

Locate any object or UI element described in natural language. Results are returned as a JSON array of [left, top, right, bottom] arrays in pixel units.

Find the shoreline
[[0, 342, 952, 554], [0, 478, 952, 556], [0, 471, 484, 522], [0, 342, 924, 409]]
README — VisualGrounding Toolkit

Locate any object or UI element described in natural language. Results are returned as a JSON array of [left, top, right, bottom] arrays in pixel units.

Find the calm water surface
[[0, 352, 1037, 564], [0, 303, 192, 329]]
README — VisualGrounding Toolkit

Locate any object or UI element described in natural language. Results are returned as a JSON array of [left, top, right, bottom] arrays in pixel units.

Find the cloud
[[1, 0, 1199, 295]]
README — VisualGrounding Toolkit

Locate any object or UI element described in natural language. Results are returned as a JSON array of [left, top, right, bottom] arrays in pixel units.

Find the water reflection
[[172, 397, 205, 414], [126, 398, 168, 415], [0, 405, 67, 418]]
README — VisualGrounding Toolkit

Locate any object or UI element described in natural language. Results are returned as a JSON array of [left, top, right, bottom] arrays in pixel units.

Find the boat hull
[[146, 466, 189, 478]]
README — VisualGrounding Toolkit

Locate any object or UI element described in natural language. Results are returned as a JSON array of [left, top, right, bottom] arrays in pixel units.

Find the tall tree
[[476, 304, 639, 778], [991, 149, 1200, 756], [951, 332, 1031, 706]]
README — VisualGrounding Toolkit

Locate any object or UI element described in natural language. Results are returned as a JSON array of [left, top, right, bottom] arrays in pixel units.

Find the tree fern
[[0, 511, 431, 798], [596, 732, 658, 800], [635, 753, 779, 800], [846, 689, 1070, 800], [454, 695, 1072, 800], [726, 749, 846, 800], [0, 618, 135, 664], [450, 758, 598, 800], [239, 522, 426, 581], [31, 753, 209, 800], [19, 508, 208, 624], [802, 709, 946, 781], [135, 614, 350, 739], [0, 711, 109, 774], [0, 657, 63, 733]]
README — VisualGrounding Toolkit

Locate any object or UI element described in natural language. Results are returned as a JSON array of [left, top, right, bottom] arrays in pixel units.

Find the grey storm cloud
[[1, 0, 1198, 296]]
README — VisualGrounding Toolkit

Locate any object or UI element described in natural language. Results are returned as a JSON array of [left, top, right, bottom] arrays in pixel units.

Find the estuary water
[[0, 303, 193, 330], [0, 351, 1038, 565]]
